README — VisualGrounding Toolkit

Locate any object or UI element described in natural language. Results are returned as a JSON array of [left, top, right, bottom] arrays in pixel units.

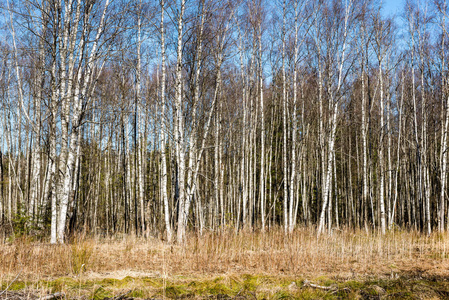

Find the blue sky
[[382, 0, 406, 18]]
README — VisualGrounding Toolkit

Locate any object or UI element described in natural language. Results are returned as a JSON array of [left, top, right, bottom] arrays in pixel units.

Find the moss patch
[[4, 274, 449, 299], [2, 281, 27, 291]]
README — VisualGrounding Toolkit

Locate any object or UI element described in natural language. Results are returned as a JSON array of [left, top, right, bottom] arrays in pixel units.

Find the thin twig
[[232, 288, 244, 299], [0, 268, 23, 296], [113, 289, 132, 300]]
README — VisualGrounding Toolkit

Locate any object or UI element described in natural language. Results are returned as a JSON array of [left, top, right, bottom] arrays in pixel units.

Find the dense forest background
[[0, 0, 448, 243]]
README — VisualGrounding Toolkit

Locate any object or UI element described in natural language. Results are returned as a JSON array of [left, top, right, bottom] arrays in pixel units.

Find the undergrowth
[[2, 274, 449, 299], [1, 228, 449, 298]]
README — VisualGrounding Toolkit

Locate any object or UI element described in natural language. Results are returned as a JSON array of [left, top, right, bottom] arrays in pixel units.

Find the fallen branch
[[0, 268, 23, 297], [113, 290, 132, 300], [303, 279, 337, 291], [40, 292, 65, 300]]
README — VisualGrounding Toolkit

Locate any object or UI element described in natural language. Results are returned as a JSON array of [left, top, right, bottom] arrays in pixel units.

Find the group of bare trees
[[1, 0, 449, 243]]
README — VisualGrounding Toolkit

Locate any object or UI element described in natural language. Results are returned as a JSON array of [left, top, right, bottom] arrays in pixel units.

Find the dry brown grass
[[1, 227, 449, 282]]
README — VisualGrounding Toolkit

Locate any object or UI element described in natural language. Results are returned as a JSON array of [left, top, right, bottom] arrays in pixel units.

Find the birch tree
[[175, 0, 187, 244], [317, 0, 355, 236]]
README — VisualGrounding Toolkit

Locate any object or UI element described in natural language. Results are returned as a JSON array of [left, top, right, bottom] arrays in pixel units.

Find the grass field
[[1, 228, 449, 299]]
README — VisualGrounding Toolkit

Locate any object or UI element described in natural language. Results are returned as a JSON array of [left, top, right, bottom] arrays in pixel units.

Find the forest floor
[[1, 228, 449, 299]]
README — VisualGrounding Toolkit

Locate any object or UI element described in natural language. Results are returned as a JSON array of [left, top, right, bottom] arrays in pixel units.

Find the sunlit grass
[[1, 227, 449, 298]]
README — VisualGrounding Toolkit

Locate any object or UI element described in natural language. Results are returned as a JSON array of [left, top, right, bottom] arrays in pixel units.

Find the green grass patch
[[2, 281, 27, 291], [242, 274, 259, 291], [272, 290, 293, 299], [97, 278, 122, 287], [141, 277, 163, 287], [295, 288, 332, 300], [164, 284, 190, 299], [45, 277, 78, 291], [91, 286, 113, 300], [128, 288, 147, 298], [4, 274, 449, 299], [341, 279, 364, 290]]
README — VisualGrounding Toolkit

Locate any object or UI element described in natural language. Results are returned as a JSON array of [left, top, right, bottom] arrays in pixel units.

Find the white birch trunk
[[318, 103, 338, 235], [379, 60, 386, 234], [237, 23, 248, 230], [317, 0, 351, 235], [176, 0, 187, 244], [387, 74, 392, 228], [258, 25, 265, 231], [439, 3, 447, 231], [289, 2, 299, 233], [361, 30, 369, 231], [441, 57, 449, 232], [160, 0, 172, 242], [57, 0, 82, 215], [421, 54, 431, 234], [29, 11, 48, 221], [282, 0, 288, 233], [185, 2, 206, 234], [58, 0, 110, 242], [136, 3, 146, 235], [48, 23, 59, 243]]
